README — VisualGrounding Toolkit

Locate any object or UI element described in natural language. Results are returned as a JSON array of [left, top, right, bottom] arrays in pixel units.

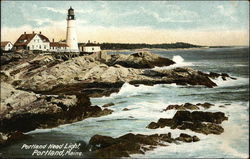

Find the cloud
[[41, 7, 94, 15], [216, 5, 238, 22], [140, 5, 199, 23], [40, 7, 66, 14], [29, 18, 53, 26]]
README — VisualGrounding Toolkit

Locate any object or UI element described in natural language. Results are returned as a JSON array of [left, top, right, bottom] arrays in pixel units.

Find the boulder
[[175, 133, 200, 143], [106, 51, 175, 69], [147, 110, 228, 135], [102, 102, 115, 107]]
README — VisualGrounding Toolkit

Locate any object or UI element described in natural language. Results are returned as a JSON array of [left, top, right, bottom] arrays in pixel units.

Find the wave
[[211, 76, 249, 88], [154, 55, 194, 70], [131, 101, 249, 158], [107, 83, 161, 98], [233, 64, 248, 67]]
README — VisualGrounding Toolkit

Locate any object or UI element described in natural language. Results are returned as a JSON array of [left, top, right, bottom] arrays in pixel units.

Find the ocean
[[1, 47, 249, 158]]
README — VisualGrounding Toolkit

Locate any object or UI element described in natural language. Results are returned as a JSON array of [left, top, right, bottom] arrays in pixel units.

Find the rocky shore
[[1, 51, 235, 97], [85, 132, 200, 158], [0, 51, 235, 153]]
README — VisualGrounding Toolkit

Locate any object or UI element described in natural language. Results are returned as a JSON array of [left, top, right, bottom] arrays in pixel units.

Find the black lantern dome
[[67, 6, 75, 20]]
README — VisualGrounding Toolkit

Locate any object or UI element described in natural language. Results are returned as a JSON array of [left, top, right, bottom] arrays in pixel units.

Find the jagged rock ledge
[[1, 51, 236, 98], [0, 82, 113, 138], [85, 132, 199, 158], [147, 110, 228, 135], [163, 102, 215, 111]]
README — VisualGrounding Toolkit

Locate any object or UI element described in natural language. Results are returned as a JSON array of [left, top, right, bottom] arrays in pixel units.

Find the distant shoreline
[[103, 47, 209, 52], [102, 46, 248, 53]]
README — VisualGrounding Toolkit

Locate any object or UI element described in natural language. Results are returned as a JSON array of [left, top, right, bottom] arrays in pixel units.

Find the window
[[37, 39, 39, 42], [39, 45, 41, 49], [92, 48, 94, 50], [8, 44, 10, 47], [44, 46, 46, 49], [32, 45, 34, 49]]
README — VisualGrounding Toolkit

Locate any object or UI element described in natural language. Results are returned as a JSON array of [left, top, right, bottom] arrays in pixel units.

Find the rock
[[183, 103, 200, 110], [221, 73, 230, 77], [88, 132, 198, 158], [147, 110, 228, 135], [0, 131, 31, 148], [163, 102, 215, 111], [163, 103, 199, 111], [0, 82, 113, 133], [209, 72, 221, 79], [89, 135, 117, 151], [106, 51, 175, 69], [208, 72, 236, 80], [173, 111, 228, 124], [147, 122, 161, 129], [192, 135, 200, 142], [102, 102, 115, 107], [196, 102, 214, 109], [122, 108, 130, 111], [176, 133, 194, 143]]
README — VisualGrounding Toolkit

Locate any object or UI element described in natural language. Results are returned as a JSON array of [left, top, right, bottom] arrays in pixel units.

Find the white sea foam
[[100, 83, 162, 99], [211, 76, 249, 88], [234, 64, 248, 67], [153, 55, 194, 70]]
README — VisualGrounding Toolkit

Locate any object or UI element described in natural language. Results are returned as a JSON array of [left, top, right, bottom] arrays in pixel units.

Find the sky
[[1, 1, 249, 46]]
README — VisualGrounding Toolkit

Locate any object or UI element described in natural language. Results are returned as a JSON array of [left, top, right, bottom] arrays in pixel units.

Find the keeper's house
[[1, 41, 13, 51], [14, 31, 50, 51], [78, 40, 101, 54]]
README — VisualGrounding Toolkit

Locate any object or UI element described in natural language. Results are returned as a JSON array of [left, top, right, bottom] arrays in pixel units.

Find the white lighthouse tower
[[66, 7, 79, 52]]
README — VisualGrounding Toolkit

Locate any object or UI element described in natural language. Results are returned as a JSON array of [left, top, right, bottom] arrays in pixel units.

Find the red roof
[[1, 41, 11, 47], [50, 42, 68, 47], [14, 33, 50, 46]]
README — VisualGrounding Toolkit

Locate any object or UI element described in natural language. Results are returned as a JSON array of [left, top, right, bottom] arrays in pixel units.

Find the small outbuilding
[[78, 41, 101, 54], [1, 41, 13, 51]]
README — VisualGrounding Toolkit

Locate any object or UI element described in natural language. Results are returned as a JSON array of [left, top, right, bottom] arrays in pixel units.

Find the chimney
[[52, 39, 54, 42], [39, 31, 41, 34], [88, 40, 90, 43], [32, 31, 35, 34], [24, 32, 26, 35]]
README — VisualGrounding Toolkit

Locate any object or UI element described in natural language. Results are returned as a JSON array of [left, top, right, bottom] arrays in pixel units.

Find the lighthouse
[[66, 7, 79, 52]]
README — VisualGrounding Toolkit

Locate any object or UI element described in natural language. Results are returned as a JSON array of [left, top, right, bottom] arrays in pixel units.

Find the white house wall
[[6, 42, 13, 51], [27, 35, 50, 51], [2, 42, 13, 51], [49, 46, 69, 52]]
